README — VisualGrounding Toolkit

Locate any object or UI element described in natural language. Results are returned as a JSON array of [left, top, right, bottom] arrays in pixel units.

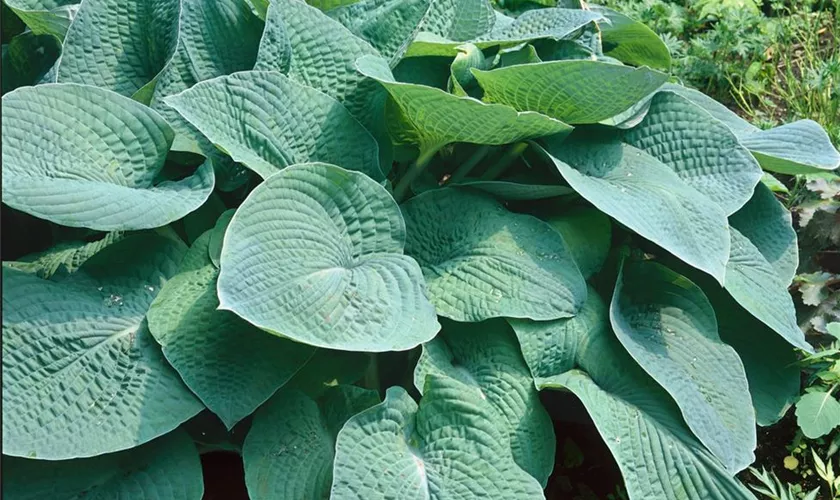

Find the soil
[[201, 452, 249, 500]]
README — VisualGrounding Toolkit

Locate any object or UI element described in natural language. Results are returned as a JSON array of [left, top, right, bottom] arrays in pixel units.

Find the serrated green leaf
[[540, 131, 730, 283], [796, 392, 840, 439], [1, 31, 61, 94], [591, 6, 671, 70], [166, 71, 383, 181], [57, 0, 179, 97], [3, 0, 77, 39], [2, 235, 204, 459], [538, 206, 612, 280], [2, 430, 204, 499], [4, 232, 124, 279], [611, 260, 755, 472], [473, 60, 668, 124], [413, 319, 555, 486], [2, 84, 214, 231], [218, 163, 439, 352], [243, 385, 380, 500], [147, 231, 316, 429], [356, 54, 572, 152], [331, 377, 546, 499], [621, 91, 762, 215], [402, 187, 586, 321]]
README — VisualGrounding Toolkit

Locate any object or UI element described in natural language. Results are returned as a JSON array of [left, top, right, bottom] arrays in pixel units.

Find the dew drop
[[145, 285, 155, 293]]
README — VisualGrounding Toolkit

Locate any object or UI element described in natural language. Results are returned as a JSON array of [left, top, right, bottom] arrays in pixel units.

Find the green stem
[[481, 142, 528, 181], [393, 146, 440, 202], [363, 353, 380, 394], [448, 145, 491, 184]]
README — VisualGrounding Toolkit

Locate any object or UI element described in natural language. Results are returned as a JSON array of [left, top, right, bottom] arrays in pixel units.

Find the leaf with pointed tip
[[356, 54, 571, 152], [1, 31, 61, 94], [243, 386, 380, 500], [3, 0, 77, 39], [331, 377, 546, 499], [166, 71, 383, 181], [257, 0, 392, 170], [2, 430, 204, 499], [413, 319, 555, 486], [611, 260, 755, 472], [57, 0, 179, 98], [538, 206, 612, 280], [403, 187, 586, 321], [540, 131, 730, 283], [621, 91, 762, 215], [591, 6, 671, 70], [4, 232, 125, 279], [147, 231, 316, 429], [208, 209, 236, 268], [663, 83, 840, 174], [473, 60, 668, 124], [795, 391, 840, 439], [218, 163, 439, 352], [327, 0, 432, 64], [2, 84, 214, 231], [2, 235, 204, 459], [284, 350, 370, 398]]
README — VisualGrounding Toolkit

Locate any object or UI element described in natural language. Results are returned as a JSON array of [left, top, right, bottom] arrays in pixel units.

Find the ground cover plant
[[2, 0, 840, 498]]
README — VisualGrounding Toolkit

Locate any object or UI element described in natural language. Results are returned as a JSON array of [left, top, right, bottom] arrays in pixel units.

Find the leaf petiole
[[481, 142, 528, 181], [393, 145, 441, 202]]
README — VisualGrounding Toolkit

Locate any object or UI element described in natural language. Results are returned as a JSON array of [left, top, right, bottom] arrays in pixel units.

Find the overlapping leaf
[[591, 6, 671, 70], [2, 235, 204, 459], [3, 0, 78, 39], [402, 187, 586, 321], [2, 31, 61, 94], [218, 163, 439, 352], [5, 232, 124, 279], [537, 206, 612, 280], [2, 84, 214, 231]]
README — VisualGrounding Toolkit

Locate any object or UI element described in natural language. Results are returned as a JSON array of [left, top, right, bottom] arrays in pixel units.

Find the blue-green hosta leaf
[[538, 206, 612, 280], [208, 209, 236, 268], [729, 182, 798, 286], [473, 61, 668, 124], [2, 235, 204, 459], [284, 349, 370, 398], [591, 6, 671, 71], [356, 54, 572, 152], [147, 231, 316, 429], [257, 0, 392, 170], [243, 385, 380, 500], [406, 8, 603, 57], [327, 0, 432, 64], [611, 260, 755, 472], [2, 84, 214, 231], [2, 430, 204, 499], [510, 291, 754, 500], [1, 32, 61, 94], [621, 91, 762, 215], [795, 391, 840, 439], [540, 132, 730, 283], [218, 163, 439, 352], [663, 83, 840, 174], [402, 187, 586, 322], [413, 319, 555, 486], [331, 377, 546, 499], [416, 0, 494, 43], [3, 0, 77, 39], [452, 178, 574, 200], [166, 71, 382, 181], [4, 232, 124, 279], [57, 0, 179, 100]]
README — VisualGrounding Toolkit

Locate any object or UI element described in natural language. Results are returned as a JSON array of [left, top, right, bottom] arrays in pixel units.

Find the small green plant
[[748, 466, 820, 500]]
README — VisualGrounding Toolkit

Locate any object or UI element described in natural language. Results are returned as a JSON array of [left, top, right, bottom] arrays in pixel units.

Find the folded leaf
[[417, 0, 494, 43], [218, 163, 439, 352], [2, 235, 204, 459], [402, 187, 586, 321], [4, 0, 78, 39], [413, 319, 555, 485], [2, 84, 214, 231], [591, 6, 671, 70], [5, 232, 124, 279]]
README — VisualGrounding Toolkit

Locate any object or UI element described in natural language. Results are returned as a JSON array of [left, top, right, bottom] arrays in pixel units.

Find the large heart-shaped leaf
[[472, 60, 668, 124], [2, 430, 204, 499], [402, 187, 587, 322], [2, 234, 204, 459], [57, 0, 180, 100], [165, 71, 383, 181], [243, 385, 380, 500], [331, 376, 546, 499], [621, 91, 762, 215], [147, 230, 316, 429], [540, 131, 730, 283], [4, 0, 78, 39], [611, 260, 755, 472], [413, 319, 556, 486], [2, 84, 214, 231], [218, 163, 440, 352]]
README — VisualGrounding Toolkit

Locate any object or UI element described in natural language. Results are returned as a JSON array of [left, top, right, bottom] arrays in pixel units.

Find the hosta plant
[[3, 0, 840, 498]]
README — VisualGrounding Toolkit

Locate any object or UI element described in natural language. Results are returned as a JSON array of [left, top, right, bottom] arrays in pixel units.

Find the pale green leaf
[[4, 232, 124, 279], [2, 84, 214, 231], [413, 319, 555, 486], [538, 206, 612, 280], [218, 163, 439, 352], [147, 231, 316, 429], [417, 0, 495, 42], [452, 178, 574, 200], [591, 6, 671, 70], [3, 0, 77, 39], [208, 209, 235, 268], [796, 392, 840, 439], [331, 377, 546, 499], [2, 430, 204, 499], [2, 235, 204, 459], [473, 60, 668, 124], [284, 350, 370, 398], [760, 172, 789, 194], [402, 187, 586, 321], [166, 71, 383, 181]]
